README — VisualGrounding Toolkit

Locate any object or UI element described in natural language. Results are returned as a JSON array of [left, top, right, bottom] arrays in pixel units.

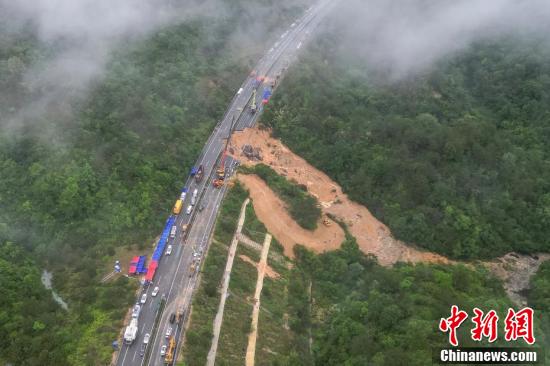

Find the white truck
[[124, 318, 138, 345], [170, 225, 177, 239], [191, 189, 198, 205]]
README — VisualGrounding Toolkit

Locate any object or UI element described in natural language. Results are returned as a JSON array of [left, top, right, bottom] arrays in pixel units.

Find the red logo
[[504, 307, 535, 345], [439, 306, 535, 346], [471, 308, 499, 343], [439, 305, 469, 346]]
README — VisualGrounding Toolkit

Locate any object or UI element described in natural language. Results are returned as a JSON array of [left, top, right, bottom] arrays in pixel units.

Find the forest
[[0, 0, 310, 364], [281, 240, 547, 366], [263, 22, 550, 259], [240, 164, 321, 230]]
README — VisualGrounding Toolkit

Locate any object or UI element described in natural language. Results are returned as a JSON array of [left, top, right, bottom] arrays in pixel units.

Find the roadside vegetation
[[183, 182, 249, 365], [262, 16, 550, 259], [529, 262, 550, 364], [240, 164, 322, 230], [184, 181, 296, 365], [0, 0, 312, 363]]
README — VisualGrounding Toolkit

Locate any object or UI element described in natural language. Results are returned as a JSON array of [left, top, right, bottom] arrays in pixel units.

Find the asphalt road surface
[[115, 2, 335, 365]]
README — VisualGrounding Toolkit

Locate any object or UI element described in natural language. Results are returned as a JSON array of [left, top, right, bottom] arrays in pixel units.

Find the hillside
[[0, 0, 311, 364], [262, 20, 550, 260]]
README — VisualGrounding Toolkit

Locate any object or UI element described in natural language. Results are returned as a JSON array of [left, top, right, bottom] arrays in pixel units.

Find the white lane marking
[[120, 346, 129, 365]]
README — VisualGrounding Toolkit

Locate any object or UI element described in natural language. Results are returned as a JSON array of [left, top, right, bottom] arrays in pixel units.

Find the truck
[[164, 336, 176, 365], [123, 318, 138, 345], [191, 188, 198, 205], [194, 165, 204, 182], [250, 88, 257, 114], [170, 225, 177, 239], [180, 187, 187, 201], [173, 199, 183, 215]]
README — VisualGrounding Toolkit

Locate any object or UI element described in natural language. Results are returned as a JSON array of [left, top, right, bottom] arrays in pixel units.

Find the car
[[152, 286, 159, 297], [169, 313, 176, 324], [143, 333, 150, 344], [166, 245, 173, 256], [199, 202, 206, 212], [139, 343, 146, 357], [165, 326, 172, 338], [140, 293, 147, 304], [186, 205, 193, 215], [131, 304, 141, 318], [160, 345, 167, 357]]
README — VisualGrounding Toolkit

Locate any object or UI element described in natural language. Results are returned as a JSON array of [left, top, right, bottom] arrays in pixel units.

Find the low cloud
[[330, 0, 550, 79]]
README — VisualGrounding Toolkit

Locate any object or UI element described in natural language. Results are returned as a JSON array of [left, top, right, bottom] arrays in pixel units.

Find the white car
[[160, 345, 167, 357], [152, 286, 159, 297], [186, 205, 193, 215], [166, 245, 173, 256], [143, 333, 150, 344], [140, 293, 147, 304], [165, 326, 172, 338], [131, 304, 141, 318]]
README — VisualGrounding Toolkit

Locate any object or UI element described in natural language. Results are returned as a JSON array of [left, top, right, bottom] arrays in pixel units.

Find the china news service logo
[[435, 306, 543, 364]]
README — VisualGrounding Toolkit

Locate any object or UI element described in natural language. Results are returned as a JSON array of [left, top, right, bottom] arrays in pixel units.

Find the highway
[[114, 1, 335, 365]]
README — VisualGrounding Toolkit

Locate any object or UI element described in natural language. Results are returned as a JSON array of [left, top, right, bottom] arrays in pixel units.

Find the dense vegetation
[[263, 23, 550, 259], [241, 164, 321, 230], [529, 262, 550, 363], [0, 1, 311, 364], [0, 241, 69, 365], [185, 181, 295, 366], [281, 239, 543, 366]]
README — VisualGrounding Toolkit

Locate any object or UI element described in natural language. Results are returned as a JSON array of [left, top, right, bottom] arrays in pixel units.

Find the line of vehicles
[[120, 162, 208, 364]]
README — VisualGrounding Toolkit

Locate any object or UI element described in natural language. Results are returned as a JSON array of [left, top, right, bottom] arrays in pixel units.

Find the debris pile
[[242, 144, 263, 161]]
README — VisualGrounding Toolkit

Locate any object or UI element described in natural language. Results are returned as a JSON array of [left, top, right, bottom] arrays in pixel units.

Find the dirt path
[[206, 198, 249, 366], [231, 127, 448, 265], [245, 233, 273, 366]]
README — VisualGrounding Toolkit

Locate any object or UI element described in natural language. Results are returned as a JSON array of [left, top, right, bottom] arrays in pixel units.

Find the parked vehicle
[[132, 304, 141, 318], [169, 313, 176, 324], [152, 286, 159, 297], [186, 205, 193, 215], [123, 318, 138, 345], [180, 187, 187, 201], [166, 245, 173, 256], [195, 165, 204, 182], [173, 199, 183, 215], [160, 345, 167, 357], [191, 188, 198, 205], [165, 326, 172, 338], [140, 293, 147, 304], [170, 225, 177, 239]]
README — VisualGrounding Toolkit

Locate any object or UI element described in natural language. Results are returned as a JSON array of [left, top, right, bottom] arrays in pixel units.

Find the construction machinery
[[164, 336, 176, 365], [213, 116, 236, 189], [250, 88, 257, 114]]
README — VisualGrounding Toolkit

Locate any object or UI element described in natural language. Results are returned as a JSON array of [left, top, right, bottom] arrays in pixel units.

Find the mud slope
[[231, 127, 449, 266], [238, 174, 346, 258]]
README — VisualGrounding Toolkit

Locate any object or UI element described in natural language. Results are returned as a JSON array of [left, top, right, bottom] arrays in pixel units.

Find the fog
[[0, 0, 309, 135], [331, 0, 550, 79]]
